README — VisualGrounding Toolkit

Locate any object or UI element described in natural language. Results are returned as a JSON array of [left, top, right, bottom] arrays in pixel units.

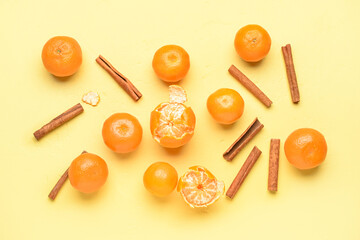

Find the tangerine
[[68, 153, 108, 193], [150, 85, 196, 148], [41, 36, 82, 77], [143, 162, 178, 197], [207, 88, 245, 124], [284, 128, 327, 170], [234, 24, 271, 62], [178, 166, 224, 208], [152, 45, 190, 83], [102, 113, 143, 153]]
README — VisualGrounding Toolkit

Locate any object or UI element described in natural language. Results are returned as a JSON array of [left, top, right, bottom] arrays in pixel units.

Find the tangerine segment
[[284, 128, 327, 170], [150, 103, 195, 148], [178, 166, 224, 208], [42, 36, 82, 77]]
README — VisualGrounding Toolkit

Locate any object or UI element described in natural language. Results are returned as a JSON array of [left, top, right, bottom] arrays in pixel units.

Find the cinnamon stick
[[48, 168, 69, 200], [48, 151, 87, 200], [268, 139, 280, 192], [96, 55, 142, 101], [33, 103, 84, 140], [281, 44, 300, 103], [228, 65, 272, 107], [223, 118, 264, 161], [226, 146, 262, 199]]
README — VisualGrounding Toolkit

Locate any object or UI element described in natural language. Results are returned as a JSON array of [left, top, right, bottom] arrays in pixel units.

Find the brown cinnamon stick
[[281, 44, 300, 103], [48, 151, 87, 200], [226, 146, 262, 199], [223, 118, 264, 161], [228, 65, 272, 108], [268, 139, 280, 192], [96, 55, 142, 101], [33, 103, 84, 140], [48, 168, 69, 200]]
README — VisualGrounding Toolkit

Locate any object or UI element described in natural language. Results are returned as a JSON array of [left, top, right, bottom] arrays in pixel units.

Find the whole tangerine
[[143, 162, 178, 197], [102, 113, 143, 153], [207, 88, 245, 124], [152, 45, 190, 83], [284, 128, 327, 170], [68, 153, 108, 193], [234, 24, 271, 62], [42, 36, 82, 77]]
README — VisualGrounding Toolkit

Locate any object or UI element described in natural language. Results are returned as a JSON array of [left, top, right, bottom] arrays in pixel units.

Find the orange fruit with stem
[[207, 88, 245, 124], [150, 85, 196, 148], [234, 24, 271, 62], [284, 128, 327, 170], [42, 36, 82, 77], [152, 45, 190, 83], [102, 113, 143, 153], [178, 166, 225, 208], [143, 162, 178, 197], [68, 153, 108, 193]]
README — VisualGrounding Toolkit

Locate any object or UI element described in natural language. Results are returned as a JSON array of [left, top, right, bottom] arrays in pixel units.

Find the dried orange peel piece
[[150, 85, 195, 148], [178, 166, 225, 208], [82, 91, 100, 106]]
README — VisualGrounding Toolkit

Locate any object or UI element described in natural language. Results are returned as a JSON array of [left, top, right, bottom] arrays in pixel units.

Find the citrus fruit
[[178, 166, 225, 208], [150, 85, 196, 148], [234, 24, 271, 62], [68, 153, 108, 193], [284, 128, 327, 170], [41, 36, 82, 77], [143, 162, 178, 197], [207, 88, 245, 124], [152, 45, 190, 83], [102, 113, 143, 153]]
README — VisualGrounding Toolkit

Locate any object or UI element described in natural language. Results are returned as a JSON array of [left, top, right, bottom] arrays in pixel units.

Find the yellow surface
[[1, 0, 359, 239]]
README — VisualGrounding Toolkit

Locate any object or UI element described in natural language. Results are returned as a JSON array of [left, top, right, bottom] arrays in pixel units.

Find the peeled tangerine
[[150, 85, 196, 148], [178, 166, 225, 208]]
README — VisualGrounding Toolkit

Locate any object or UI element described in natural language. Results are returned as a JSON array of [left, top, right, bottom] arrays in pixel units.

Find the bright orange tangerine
[[177, 166, 224, 208], [143, 162, 178, 197], [102, 113, 143, 153], [41, 36, 82, 77], [207, 88, 245, 124], [152, 45, 190, 83], [150, 85, 196, 148], [284, 128, 327, 170], [68, 153, 108, 194], [234, 24, 271, 62]]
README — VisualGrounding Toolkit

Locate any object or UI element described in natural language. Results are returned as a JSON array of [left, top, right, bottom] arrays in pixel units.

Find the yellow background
[[1, 0, 359, 239]]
